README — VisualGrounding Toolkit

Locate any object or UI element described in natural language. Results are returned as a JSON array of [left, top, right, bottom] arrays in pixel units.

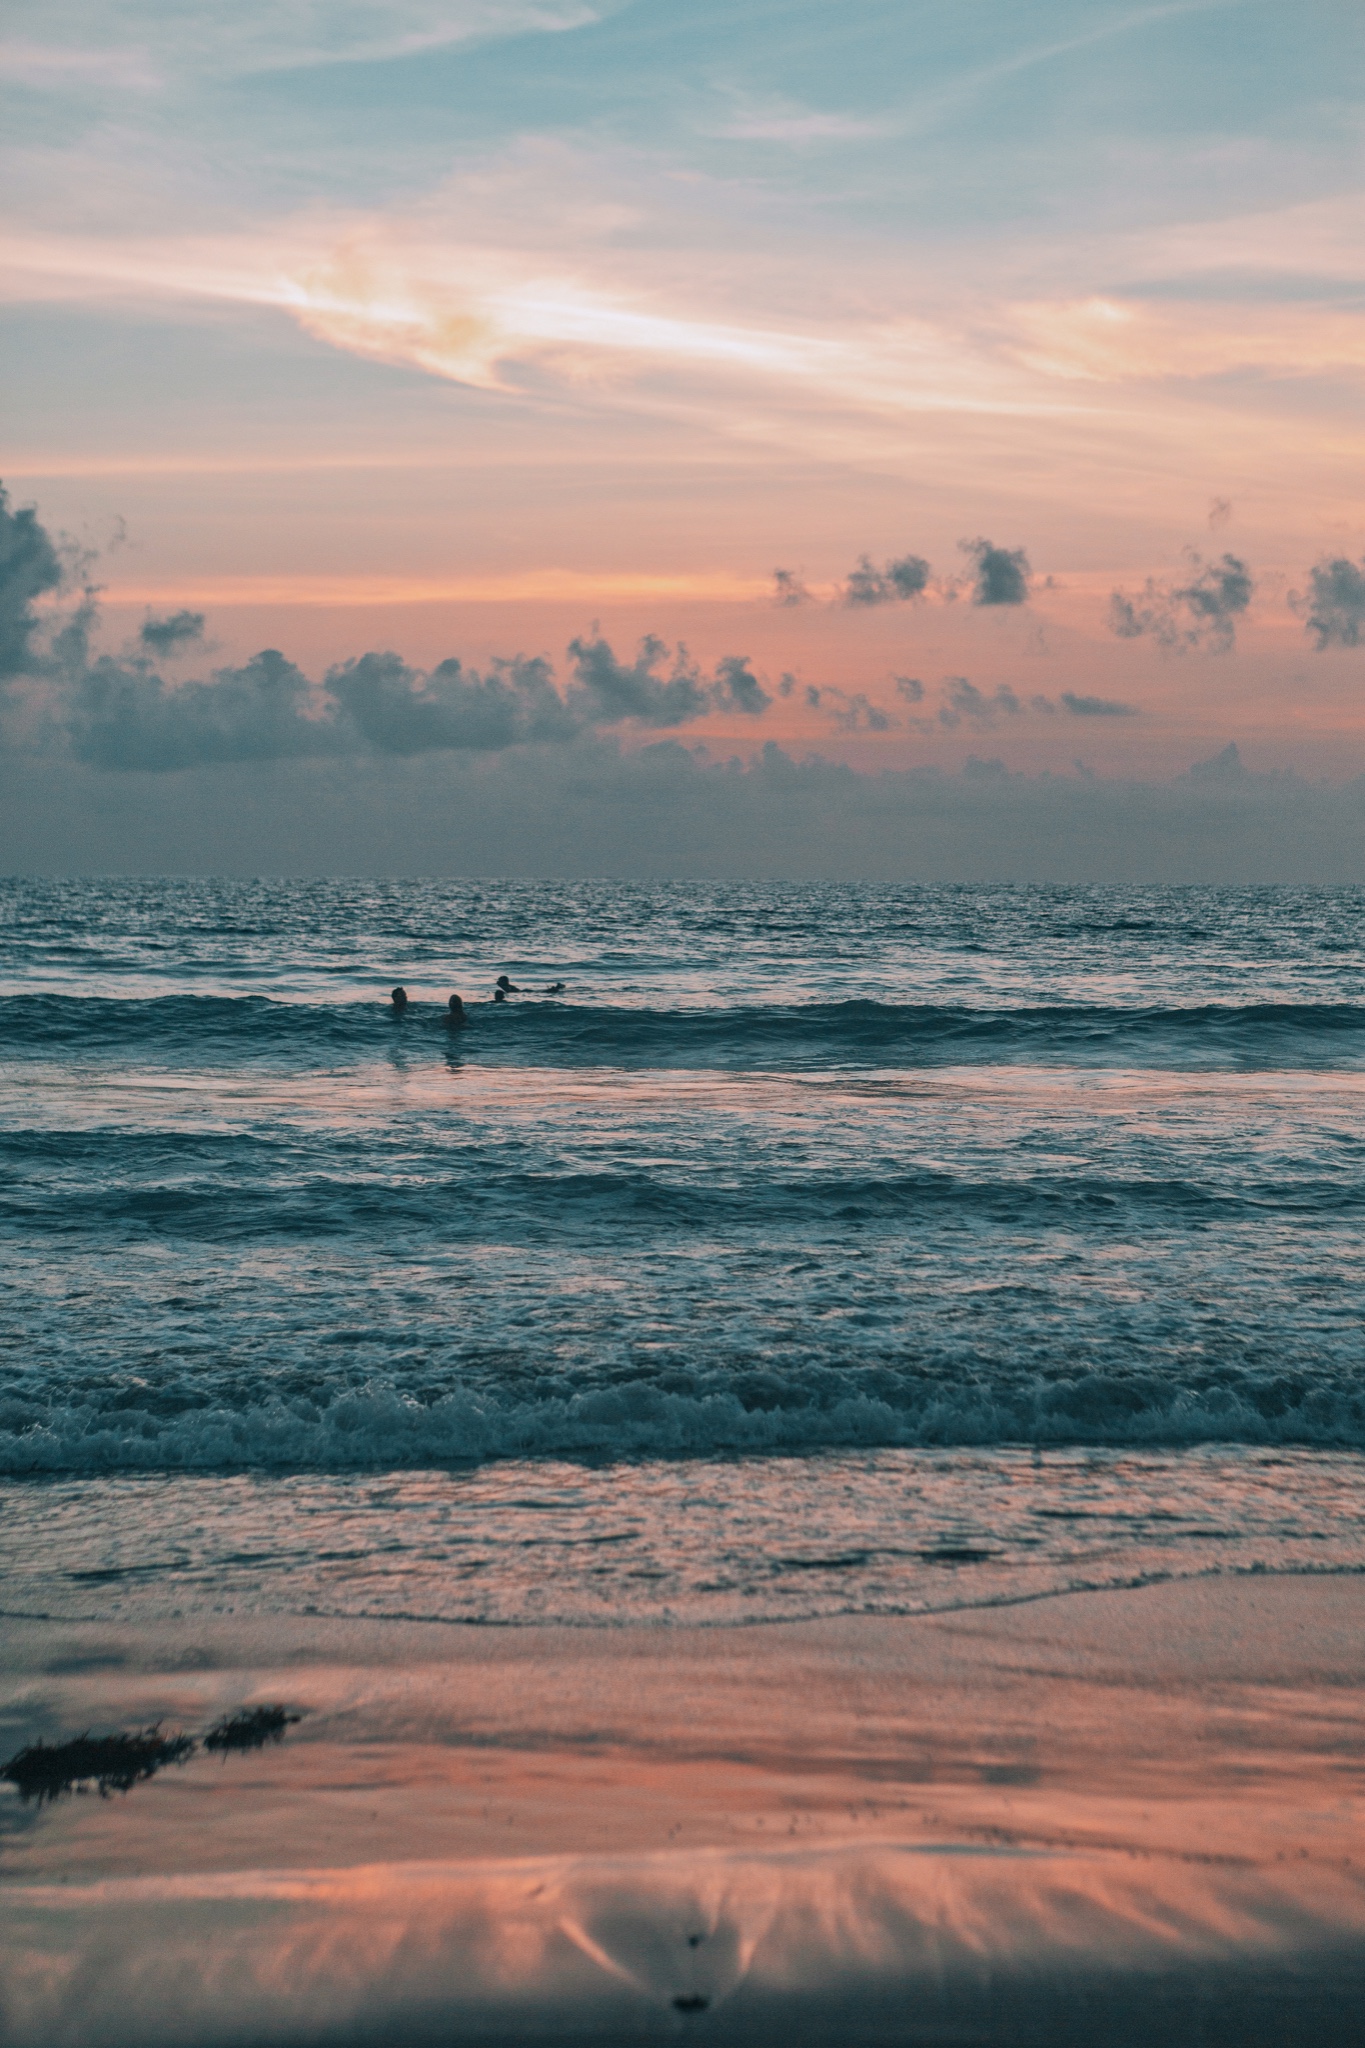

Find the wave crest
[[4, 993, 1365, 1069], [6, 1366, 1365, 1474]]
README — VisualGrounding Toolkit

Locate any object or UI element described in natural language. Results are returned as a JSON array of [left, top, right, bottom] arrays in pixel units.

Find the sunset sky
[[2, 0, 1363, 873]]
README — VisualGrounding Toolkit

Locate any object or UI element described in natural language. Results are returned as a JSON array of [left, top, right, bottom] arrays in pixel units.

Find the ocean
[[3, 876, 1363, 1631]]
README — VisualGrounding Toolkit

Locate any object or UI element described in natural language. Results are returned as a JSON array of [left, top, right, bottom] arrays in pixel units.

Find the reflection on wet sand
[[3, 1575, 1364, 2044], [7, 1841, 1365, 2046]]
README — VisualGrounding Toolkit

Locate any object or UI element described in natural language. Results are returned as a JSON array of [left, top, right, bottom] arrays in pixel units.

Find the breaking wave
[[6, 1361, 1365, 1474]]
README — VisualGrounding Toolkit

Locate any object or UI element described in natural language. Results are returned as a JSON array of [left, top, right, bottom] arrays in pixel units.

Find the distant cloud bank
[[0, 486, 1358, 843], [6, 731, 1365, 885]]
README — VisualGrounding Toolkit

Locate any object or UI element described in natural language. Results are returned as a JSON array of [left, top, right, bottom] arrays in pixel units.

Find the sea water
[[2, 877, 1363, 1627]]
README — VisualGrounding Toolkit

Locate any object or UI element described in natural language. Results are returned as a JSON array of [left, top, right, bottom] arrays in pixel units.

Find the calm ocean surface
[[2, 877, 1363, 1626]]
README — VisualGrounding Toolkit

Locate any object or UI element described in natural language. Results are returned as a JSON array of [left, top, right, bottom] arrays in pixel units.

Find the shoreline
[[4, 1574, 1365, 2042]]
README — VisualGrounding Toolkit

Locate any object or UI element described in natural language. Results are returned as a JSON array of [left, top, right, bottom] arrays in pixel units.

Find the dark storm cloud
[[139, 611, 206, 654], [0, 482, 64, 680], [959, 538, 1030, 607], [842, 552, 932, 607], [1108, 552, 1253, 653], [1292, 556, 1365, 650]]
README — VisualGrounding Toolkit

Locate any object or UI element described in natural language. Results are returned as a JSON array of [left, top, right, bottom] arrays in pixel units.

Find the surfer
[[495, 974, 520, 994]]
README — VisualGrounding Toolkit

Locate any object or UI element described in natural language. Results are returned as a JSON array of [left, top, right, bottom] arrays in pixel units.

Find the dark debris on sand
[[203, 1704, 303, 1754], [2, 1703, 304, 1805], [1, 1726, 195, 1805]]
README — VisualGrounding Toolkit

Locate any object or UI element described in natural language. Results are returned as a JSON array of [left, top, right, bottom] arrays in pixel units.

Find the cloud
[[811, 686, 895, 733], [0, 496, 786, 770], [1186, 741, 1246, 784], [7, 3, 599, 87], [58, 628, 782, 771], [1059, 691, 1139, 717], [1108, 550, 1253, 652], [958, 538, 1030, 606], [977, 687, 1140, 719], [53, 630, 775, 772], [889, 672, 1131, 732], [1292, 556, 1365, 650], [1207, 497, 1232, 530], [568, 633, 712, 726], [327, 649, 577, 754], [2, 489, 781, 771], [139, 610, 205, 654], [711, 654, 772, 716], [709, 91, 891, 144], [771, 568, 811, 607], [68, 648, 333, 771], [0, 483, 65, 681], [10, 731, 1365, 885], [842, 552, 931, 607], [937, 677, 1023, 729]]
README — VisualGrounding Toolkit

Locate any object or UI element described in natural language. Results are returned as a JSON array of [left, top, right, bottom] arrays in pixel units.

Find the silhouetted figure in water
[[493, 987, 508, 1003], [446, 994, 467, 1028], [495, 974, 520, 994], [390, 986, 409, 1016], [544, 981, 566, 994]]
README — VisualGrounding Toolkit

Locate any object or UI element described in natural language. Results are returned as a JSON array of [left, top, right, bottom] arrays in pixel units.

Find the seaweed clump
[[203, 1704, 302, 1754], [2, 1726, 195, 1805]]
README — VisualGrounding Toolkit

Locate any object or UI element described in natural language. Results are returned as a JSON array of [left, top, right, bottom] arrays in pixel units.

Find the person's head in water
[[493, 987, 507, 1003], [495, 974, 519, 993], [446, 993, 467, 1027], [390, 986, 408, 1014]]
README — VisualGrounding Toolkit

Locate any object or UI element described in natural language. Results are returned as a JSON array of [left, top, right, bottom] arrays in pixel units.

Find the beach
[[5, 1573, 1364, 2043], [6, 0, 1363, 2024], [4, 878, 1365, 2040]]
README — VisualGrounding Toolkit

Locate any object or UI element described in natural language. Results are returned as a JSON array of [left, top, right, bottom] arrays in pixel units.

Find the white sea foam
[[5, 1368, 1365, 1478]]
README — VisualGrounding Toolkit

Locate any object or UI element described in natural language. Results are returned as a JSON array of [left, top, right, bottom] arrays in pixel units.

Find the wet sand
[[3, 1574, 1364, 2043]]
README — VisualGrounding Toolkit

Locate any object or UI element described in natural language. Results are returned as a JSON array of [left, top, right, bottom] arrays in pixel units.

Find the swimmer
[[389, 985, 409, 1016], [493, 987, 508, 1003], [446, 993, 467, 1028], [495, 974, 520, 994], [544, 981, 566, 994]]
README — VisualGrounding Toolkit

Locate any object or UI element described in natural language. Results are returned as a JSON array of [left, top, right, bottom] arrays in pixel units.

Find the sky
[[2, 0, 1363, 876]]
